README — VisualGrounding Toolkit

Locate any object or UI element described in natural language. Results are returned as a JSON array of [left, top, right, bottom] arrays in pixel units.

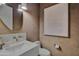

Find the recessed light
[[21, 6, 27, 10], [18, 5, 23, 12], [21, 3, 27, 10]]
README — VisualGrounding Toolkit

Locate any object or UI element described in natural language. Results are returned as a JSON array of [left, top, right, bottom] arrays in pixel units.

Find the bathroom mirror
[[44, 3, 70, 37], [0, 4, 13, 30], [7, 3, 23, 31], [0, 3, 23, 31]]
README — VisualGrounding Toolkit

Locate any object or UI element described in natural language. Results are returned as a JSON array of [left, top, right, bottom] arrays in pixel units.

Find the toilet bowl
[[34, 41, 50, 56]]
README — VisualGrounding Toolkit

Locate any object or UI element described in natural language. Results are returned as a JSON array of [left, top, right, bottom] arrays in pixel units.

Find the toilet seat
[[39, 48, 50, 56]]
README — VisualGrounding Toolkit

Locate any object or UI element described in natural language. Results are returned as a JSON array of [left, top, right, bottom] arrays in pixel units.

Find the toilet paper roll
[[54, 44, 60, 49]]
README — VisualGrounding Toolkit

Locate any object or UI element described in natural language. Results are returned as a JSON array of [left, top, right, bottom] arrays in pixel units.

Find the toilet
[[34, 41, 50, 56]]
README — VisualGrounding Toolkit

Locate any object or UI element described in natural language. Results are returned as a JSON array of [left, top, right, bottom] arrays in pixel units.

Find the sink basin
[[3, 41, 25, 51], [0, 40, 39, 56]]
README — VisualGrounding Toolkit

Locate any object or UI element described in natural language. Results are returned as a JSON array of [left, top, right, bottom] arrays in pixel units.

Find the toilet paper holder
[[54, 43, 62, 51]]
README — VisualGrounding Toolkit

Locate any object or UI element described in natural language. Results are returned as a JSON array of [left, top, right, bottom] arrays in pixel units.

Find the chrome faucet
[[0, 42, 5, 49], [13, 36, 18, 41]]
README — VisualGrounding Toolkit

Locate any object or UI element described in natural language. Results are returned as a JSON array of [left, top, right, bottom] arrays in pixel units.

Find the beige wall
[[22, 3, 39, 41], [40, 3, 79, 56], [0, 19, 12, 34]]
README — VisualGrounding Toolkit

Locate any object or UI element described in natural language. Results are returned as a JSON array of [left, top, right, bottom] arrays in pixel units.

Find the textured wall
[[22, 3, 39, 41], [40, 3, 79, 56], [0, 19, 12, 34]]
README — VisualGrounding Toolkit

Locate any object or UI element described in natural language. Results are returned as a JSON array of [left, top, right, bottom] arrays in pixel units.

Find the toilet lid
[[39, 48, 50, 55]]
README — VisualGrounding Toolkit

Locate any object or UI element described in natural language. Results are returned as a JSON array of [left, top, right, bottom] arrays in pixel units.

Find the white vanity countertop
[[0, 41, 39, 56]]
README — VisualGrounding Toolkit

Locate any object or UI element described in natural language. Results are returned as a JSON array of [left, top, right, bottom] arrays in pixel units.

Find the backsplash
[[0, 32, 27, 44]]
